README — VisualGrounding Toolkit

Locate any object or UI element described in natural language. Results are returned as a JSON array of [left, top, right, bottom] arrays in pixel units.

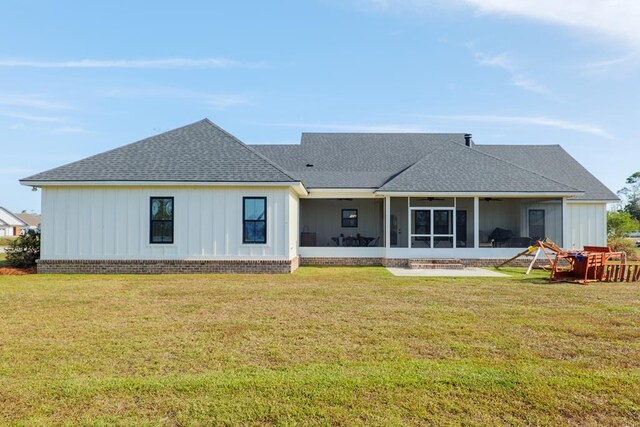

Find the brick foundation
[[36, 256, 545, 274], [300, 257, 384, 267], [37, 257, 300, 274]]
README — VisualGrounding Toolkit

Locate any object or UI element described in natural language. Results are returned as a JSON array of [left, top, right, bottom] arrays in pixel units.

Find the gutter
[[20, 180, 309, 196]]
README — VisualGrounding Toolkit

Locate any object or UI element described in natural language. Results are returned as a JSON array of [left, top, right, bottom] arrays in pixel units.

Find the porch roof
[[377, 143, 581, 194], [252, 134, 610, 199]]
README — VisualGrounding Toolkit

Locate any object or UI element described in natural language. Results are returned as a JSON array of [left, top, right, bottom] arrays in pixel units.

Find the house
[[0, 207, 27, 237], [20, 119, 618, 274], [14, 212, 41, 232]]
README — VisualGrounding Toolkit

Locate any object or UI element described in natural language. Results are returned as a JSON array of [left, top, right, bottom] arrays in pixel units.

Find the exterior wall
[[0, 226, 20, 236], [564, 202, 607, 249], [479, 198, 562, 246], [520, 201, 563, 246], [41, 186, 295, 260], [479, 199, 520, 240]]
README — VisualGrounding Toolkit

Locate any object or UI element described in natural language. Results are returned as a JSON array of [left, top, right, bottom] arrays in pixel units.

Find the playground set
[[496, 238, 640, 284]]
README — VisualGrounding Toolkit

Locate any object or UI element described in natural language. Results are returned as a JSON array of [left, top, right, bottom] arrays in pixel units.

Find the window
[[243, 197, 267, 244], [150, 197, 174, 244], [529, 209, 545, 241], [341, 209, 358, 228]]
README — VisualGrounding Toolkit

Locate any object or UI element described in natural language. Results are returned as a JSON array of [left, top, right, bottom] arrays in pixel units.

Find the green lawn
[[0, 236, 17, 247], [0, 267, 638, 425]]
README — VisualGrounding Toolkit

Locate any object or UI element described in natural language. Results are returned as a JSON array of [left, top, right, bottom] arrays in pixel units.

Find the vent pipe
[[464, 133, 473, 147]]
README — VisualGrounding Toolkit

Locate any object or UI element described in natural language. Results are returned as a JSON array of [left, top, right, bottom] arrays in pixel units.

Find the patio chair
[[368, 236, 379, 247]]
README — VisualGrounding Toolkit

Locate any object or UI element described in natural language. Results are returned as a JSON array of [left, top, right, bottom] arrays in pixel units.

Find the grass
[[0, 267, 638, 425], [0, 236, 17, 247]]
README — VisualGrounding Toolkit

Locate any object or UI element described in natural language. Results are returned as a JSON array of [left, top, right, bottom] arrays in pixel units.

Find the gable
[[21, 120, 297, 184], [0, 207, 26, 227], [377, 143, 582, 194]]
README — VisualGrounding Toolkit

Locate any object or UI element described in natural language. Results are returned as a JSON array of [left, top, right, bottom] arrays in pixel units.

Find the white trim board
[[22, 181, 308, 196]]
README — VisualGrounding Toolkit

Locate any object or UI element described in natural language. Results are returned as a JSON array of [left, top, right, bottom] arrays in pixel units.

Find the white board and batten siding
[[564, 202, 608, 249], [40, 186, 296, 260]]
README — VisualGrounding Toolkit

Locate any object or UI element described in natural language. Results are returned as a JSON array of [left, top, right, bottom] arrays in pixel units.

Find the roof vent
[[306, 163, 314, 167], [464, 133, 473, 147]]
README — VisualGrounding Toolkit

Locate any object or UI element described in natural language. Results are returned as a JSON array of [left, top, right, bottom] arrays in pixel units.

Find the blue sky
[[1, 0, 639, 212]]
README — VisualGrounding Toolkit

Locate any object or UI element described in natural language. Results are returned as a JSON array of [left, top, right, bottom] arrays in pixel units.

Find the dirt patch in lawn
[[0, 266, 36, 275]]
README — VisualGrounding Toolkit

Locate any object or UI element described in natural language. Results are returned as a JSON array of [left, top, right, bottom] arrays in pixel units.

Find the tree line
[[608, 172, 640, 238]]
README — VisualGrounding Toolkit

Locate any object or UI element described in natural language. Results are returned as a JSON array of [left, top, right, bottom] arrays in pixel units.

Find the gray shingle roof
[[251, 133, 466, 188], [22, 119, 616, 200], [475, 145, 618, 201], [252, 134, 614, 199], [377, 143, 581, 193], [21, 119, 297, 183]]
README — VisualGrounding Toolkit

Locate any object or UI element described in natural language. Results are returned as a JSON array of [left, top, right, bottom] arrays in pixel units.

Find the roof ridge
[[478, 144, 562, 147], [301, 132, 466, 135], [378, 145, 449, 189], [202, 119, 300, 182]]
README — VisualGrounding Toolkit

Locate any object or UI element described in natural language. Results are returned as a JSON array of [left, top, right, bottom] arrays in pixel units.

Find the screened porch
[[299, 198, 384, 247], [388, 196, 563, 249]]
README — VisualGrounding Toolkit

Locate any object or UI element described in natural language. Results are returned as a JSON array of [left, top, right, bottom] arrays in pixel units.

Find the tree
[[607, 211, 639, 238], [618, 172, 640, 221]]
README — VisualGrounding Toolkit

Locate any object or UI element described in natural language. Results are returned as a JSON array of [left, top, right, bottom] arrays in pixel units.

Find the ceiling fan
[[417, 197, 445, 201], [483, 197, 503, 202]]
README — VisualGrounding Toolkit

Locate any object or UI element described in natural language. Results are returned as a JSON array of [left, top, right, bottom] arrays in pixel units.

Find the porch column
[[562, 197, 568, 249], [473, 197, 480, 249], [385, 196, 391, 249]]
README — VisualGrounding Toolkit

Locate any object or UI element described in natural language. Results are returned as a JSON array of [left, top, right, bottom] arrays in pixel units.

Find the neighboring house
[[21, 119, 618, 274], [15, 213, 41, 232], [0, 207, 27, 237]]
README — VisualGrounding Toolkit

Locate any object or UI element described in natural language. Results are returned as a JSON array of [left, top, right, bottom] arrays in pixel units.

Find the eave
[[20, 180, 309, 196]]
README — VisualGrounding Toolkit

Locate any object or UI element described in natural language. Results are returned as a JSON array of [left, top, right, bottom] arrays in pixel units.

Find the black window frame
[[149, 196, 174, 244], [341, 209, 358, 228], [243, 196, 267, 244]]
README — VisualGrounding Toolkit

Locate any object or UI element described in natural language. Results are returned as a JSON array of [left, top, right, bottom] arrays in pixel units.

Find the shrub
[[5, 230, 40, 268], [608, 237, 639, 260]]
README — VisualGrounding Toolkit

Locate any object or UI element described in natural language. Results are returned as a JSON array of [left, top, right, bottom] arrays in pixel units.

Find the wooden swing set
[[496, 238, 639, 284]]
